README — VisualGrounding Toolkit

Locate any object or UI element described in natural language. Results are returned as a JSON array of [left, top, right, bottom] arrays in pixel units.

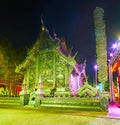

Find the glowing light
[[94, 64, 98, 87], [112, 43, 117, 49], [42, 26, 45, 31], [96, 85, 99, 90], [110, 53, 113, 57], [94, 64, 98, 70]]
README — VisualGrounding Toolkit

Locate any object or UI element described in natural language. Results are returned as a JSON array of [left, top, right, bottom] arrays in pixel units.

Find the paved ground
[[0, 103, 120, 125], [0, 102, 120, 125]]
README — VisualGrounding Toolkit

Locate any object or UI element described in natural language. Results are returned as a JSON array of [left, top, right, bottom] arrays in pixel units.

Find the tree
[[0, 37, 11, 82], [0, 37, 27, 95], [93, 7, 108, 91]]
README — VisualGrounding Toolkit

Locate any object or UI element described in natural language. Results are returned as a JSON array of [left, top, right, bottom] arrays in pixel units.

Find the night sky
[[0, 0, 120, 81]]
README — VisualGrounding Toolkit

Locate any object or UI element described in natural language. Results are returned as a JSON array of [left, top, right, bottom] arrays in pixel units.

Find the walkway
[[107, 102, 120, 118]]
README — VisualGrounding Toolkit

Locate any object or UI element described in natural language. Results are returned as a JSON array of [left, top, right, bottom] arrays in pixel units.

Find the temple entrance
[[109, 56, 120, 103]]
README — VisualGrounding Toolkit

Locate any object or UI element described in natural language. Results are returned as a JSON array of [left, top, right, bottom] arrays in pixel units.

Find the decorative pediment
[[78, 81, 98, 98]]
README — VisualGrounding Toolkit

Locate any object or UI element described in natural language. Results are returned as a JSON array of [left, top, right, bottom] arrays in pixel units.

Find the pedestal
[[19, 89, 30, 106], [35, 84, 44, 107]]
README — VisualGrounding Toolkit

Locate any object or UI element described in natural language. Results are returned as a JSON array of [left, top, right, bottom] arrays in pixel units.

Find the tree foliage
[[0, 37, 27, 89], [0, 37, 12, 82]]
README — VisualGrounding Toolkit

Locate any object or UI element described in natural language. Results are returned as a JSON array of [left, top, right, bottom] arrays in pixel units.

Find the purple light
[[112, 43, 117, 49], [110, 53, 113, 57], [94, 65, 98, 70]]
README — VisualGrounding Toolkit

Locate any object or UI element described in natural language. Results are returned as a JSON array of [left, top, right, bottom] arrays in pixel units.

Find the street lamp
[[112, 43, 117, 49], [94, 64, 98, 87]]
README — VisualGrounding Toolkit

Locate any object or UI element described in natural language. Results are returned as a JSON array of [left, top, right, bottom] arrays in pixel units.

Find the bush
[[0, 87, 9, 96]]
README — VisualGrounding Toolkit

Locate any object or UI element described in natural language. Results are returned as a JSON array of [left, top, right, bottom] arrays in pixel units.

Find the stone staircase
[[0, 97, 20, 108]]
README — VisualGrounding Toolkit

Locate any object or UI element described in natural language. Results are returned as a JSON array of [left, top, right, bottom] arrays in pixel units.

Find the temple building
[[15, 23, 87, 105]]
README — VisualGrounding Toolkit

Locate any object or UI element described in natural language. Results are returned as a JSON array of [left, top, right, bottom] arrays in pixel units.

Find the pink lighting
[[69, 74, 78, 97], [107, 103, 120, 118], [110, 53, 113, 57], [69, 62, 87, 97], [94, 64, 98, 87]]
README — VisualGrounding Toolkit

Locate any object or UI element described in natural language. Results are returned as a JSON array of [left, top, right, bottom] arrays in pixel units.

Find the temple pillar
[[35, 54, 40, 86], [53, 52, 56, 87], [19, 71, 30, 106], [117, 67, 120, 103], [65, 63, 68, 88], [26, 70, 30, 87], [35, 54, 43, 107], [109, 64, 114, 102]]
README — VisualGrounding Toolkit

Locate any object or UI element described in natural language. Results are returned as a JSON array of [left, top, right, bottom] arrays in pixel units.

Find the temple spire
[[41, 15, 45, 31]]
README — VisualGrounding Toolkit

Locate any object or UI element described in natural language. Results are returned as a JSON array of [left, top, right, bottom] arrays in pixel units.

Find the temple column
[[65, 63, 68, 88], [35, 54, 40, 85], [53, 52, 56, 87], [19, 71, 30, 106], [26, 70, 30, 87], [35, 54, 42, 107], [109, 64, 114, 102], [117, 67, 120, 103]]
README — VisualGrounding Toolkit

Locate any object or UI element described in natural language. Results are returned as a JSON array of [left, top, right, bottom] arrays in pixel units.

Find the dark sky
[[0, 0, 120, 80]]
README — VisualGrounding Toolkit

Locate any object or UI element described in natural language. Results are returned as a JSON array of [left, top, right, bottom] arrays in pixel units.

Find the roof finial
[[53, 29, 57, 39], [41, 15, 45, 31]]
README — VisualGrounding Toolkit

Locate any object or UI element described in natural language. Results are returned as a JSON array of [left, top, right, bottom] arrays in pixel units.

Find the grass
[[0, 107, 120, 125]]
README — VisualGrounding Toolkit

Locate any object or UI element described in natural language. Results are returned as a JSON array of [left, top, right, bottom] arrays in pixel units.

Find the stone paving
[[0, 108, 120, 125]]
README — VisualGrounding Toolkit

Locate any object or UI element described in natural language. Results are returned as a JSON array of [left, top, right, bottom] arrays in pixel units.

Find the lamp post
[[94, 64, 98, 87]]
